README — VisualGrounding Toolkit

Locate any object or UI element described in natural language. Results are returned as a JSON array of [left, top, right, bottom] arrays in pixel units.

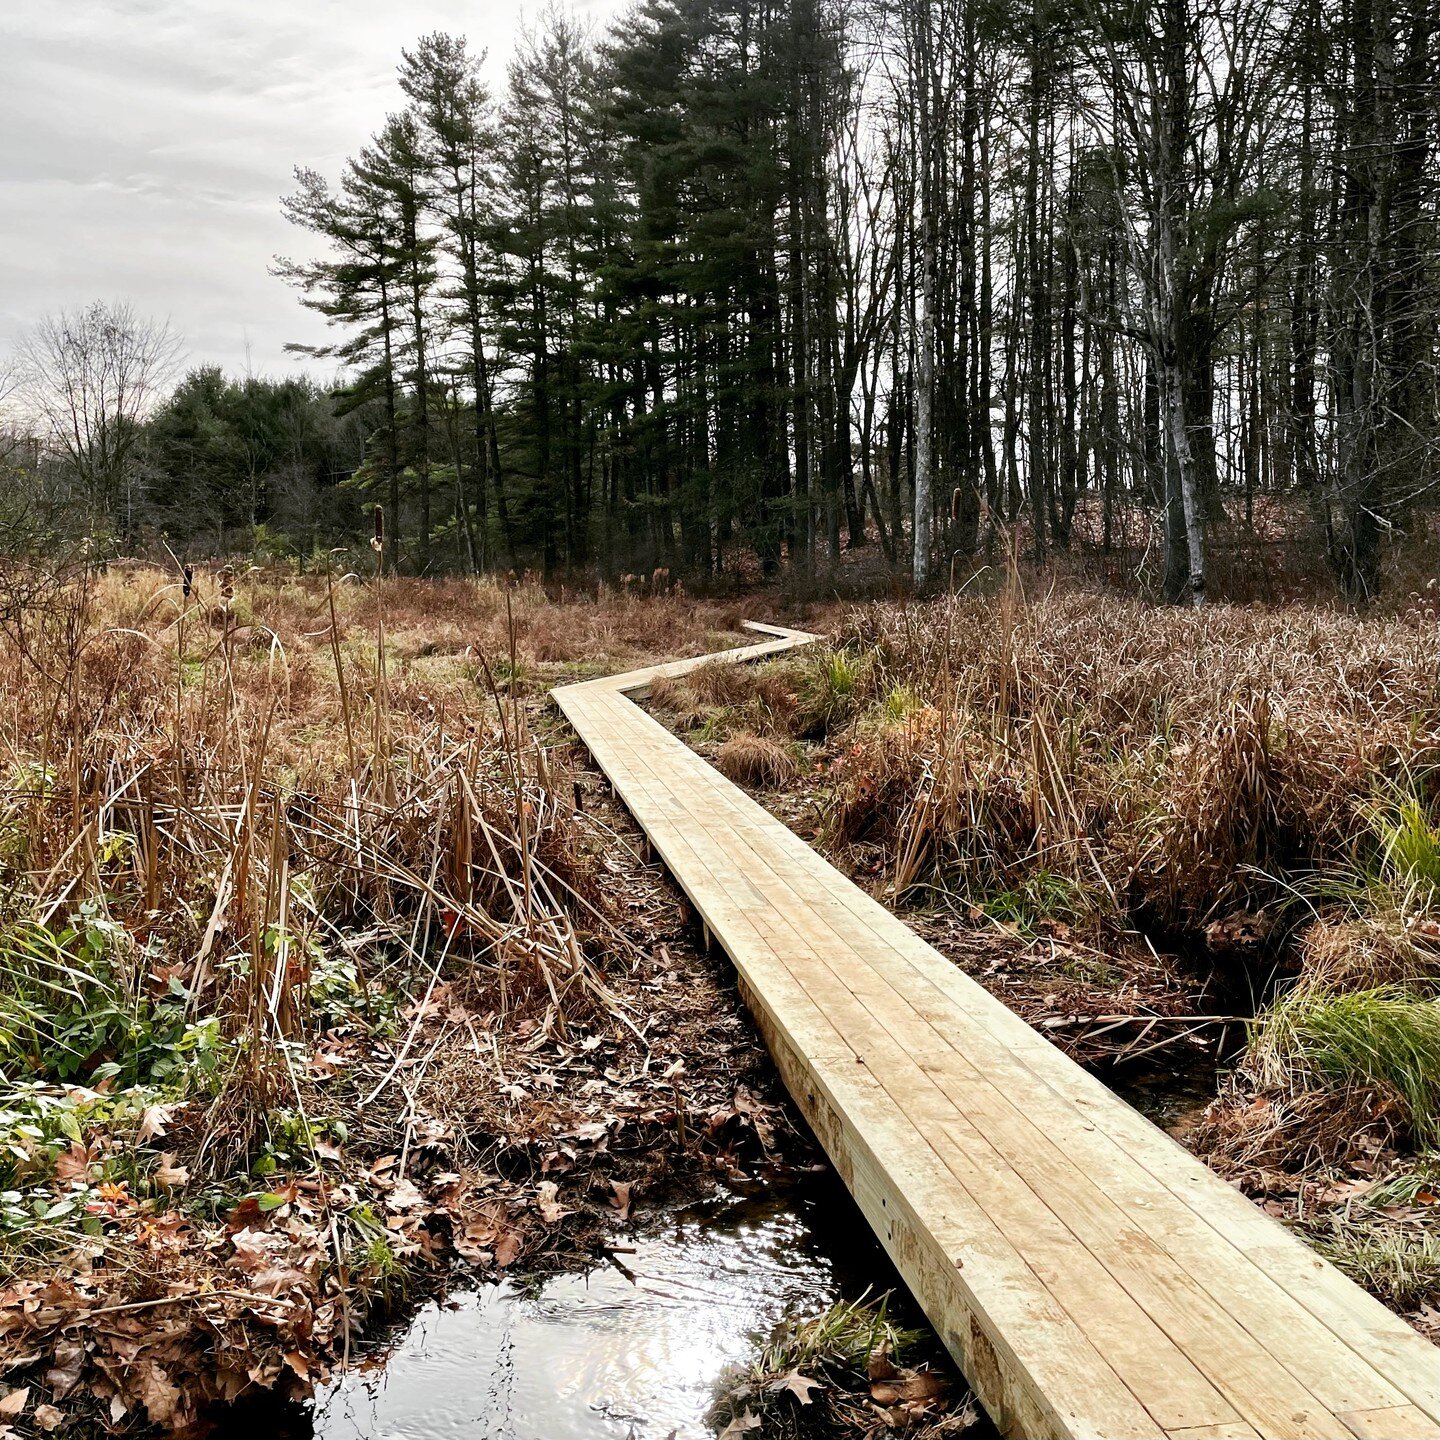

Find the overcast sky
[[0, 0, 621, 380]]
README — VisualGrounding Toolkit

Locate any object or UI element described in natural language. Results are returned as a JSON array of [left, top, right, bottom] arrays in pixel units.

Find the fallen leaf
[[454, 1220, 496, 1265], [0, 1389, 27, 1418], [1308, 1176, 1374, 1206], [386, 1178, 425, 1212], [718, 1411, 762, 1438], [33, 1405, 63, 1432], [871, 1367, 947, 1407], [137, 1105, 174, 1143], [226, 1196, 271, 1232], [229, 1227, 283, 1273], [609, 1180, 632, 1221], [535, 1181, 570, 1225], [250, 1265, 309, 1297], [135, 1363, 180, 1424], [868, 1346, 898, 1382], [769, 1368, 822, 1404], [153, 1154, 189, 1190], [53, 1145, 91, 1186], [43, 1341, 84, 1400]]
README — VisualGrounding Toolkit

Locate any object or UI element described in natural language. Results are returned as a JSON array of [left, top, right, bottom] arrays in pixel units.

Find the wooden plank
[[637, 823, 1161, 1437], [551, 623, 1440, 1440], [619, 753, 1359, 1437], [1338, 1406, 1440, 1440], [706, 810, 1408, 1419], [665, 756, 1440, 1416], [1170, 1426, 1266, 1440]]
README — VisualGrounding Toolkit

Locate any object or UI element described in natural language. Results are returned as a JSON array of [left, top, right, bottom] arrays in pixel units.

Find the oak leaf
[[769, 1368, 822, 1404], [137, 1105, 174, 1143], [53, 1145, 91, 1185], [535, 1181, 570, 1225], [43, 1341, 85, 1400], [718, 1411, 761, 1438], [135, 1364, 181, 1424], [153, 1154, 189, 1190]]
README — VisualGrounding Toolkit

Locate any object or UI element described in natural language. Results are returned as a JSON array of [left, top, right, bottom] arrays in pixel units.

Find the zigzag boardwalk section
[[553, 622, 1440, 1440]]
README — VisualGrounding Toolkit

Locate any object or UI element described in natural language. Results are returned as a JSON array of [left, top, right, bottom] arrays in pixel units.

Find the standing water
[[239, 1172, 916, 1440]]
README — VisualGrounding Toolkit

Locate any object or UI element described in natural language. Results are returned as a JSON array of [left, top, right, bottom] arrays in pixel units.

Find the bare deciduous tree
[[19, 302, 182, 542]]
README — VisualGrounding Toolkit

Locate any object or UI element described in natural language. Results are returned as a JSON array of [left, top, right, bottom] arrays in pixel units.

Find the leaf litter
[[0, 750, 816, 1436]]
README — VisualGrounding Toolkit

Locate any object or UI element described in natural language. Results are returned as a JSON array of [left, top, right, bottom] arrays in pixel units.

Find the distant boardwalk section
[[553, 622, 1440, 1440]]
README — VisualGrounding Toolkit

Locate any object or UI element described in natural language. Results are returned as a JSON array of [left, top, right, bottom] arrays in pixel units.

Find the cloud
[[0, 0, 623, 377]]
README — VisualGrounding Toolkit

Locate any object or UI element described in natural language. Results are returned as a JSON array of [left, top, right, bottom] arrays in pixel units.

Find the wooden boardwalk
[[553, 622, 1440, 1440]]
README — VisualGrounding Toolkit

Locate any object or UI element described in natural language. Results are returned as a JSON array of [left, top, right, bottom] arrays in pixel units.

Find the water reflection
[[307, 1175, 899, 1440]]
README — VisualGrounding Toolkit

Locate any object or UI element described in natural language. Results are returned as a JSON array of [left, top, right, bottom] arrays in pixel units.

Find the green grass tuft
[[1252, 984, 1440, 1141], [1313, 1216, 1440, 1311], [751, 1291, 925, 1381], [1373, 791, 1440, 909]]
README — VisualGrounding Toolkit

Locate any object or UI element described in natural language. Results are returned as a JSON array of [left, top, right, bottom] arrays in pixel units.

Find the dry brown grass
[[1294, 916, 1440, 994], [715, 732, 799, 789], [0, 558, 856, 1428], [1191, 1080, 1399, 1173], [816, 585, 1440, 944], [0, 564, 771, 1119]]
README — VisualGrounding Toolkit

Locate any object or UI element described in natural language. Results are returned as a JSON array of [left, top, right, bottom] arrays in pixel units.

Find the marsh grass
[[1247, 986, 1440, 1142], [710, 1291, 966, 1439], [750, 1292, 926, 1380], [0, 560, 759, 1229], [1310, 1207, 1440, 1312], [715, 733, 800, 789]]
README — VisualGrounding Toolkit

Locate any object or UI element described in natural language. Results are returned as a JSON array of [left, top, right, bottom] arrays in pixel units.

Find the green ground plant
[[1249, 985, 1440, 1141]]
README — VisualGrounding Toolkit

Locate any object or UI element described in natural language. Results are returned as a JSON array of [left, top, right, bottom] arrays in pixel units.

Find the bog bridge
[[553, 622, 1440, 1440]]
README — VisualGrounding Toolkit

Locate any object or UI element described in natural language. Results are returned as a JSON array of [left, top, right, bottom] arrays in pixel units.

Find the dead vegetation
[[716, 733, 800, 789], [4, 554, 1437, 1429], [0, 560, 821, 1433], [710, 1292, 980, 1440]]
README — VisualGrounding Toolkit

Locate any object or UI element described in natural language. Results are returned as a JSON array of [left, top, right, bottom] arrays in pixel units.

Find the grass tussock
[[1247, 985, 1440, 1142], [710, 1292, 973, 1439], [1313, 1218, 1440, 1313], [648, 644, 866, 748], [715, 733, 800, 789], [1293, 917, 1437, 994]]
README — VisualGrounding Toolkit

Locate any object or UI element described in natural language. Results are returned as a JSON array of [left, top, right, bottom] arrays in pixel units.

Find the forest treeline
[[4, 0, 1438, 601]]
